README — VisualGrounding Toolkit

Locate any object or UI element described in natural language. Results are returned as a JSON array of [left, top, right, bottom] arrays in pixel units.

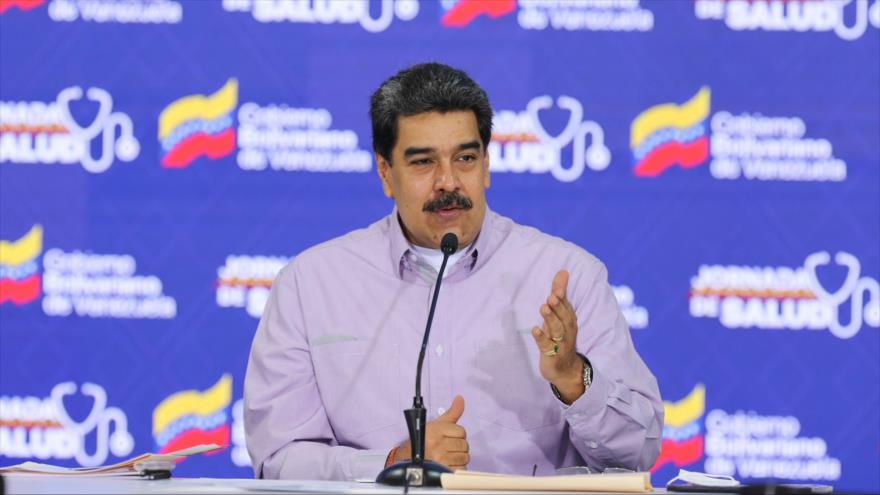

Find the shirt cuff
[[349, 449, 392, 481], [561, 364, 608, 419]]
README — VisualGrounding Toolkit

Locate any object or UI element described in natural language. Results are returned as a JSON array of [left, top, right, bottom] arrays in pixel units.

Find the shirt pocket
[[466, 342, 563, 431], [311, 338, 403, 440]]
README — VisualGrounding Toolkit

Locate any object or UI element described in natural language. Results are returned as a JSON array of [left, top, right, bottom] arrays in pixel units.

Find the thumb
[[437, 395, 465, 423]]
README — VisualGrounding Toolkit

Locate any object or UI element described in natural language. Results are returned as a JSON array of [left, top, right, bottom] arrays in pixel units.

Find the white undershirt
[[409, 243, 469, 278]]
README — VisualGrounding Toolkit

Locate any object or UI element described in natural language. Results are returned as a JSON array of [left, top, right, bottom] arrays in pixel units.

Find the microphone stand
[[376, 233, 459, 488]]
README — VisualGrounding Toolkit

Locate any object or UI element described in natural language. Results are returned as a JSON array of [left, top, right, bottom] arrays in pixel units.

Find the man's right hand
[[391, 395, 469, 471]]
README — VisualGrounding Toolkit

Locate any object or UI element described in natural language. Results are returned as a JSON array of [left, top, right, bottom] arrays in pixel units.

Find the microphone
[[440, 232, 459, 254], [376, 232, 459, 488]]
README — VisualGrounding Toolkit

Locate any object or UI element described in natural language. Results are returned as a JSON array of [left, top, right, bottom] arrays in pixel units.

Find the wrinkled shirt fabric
[[244, 209, 663, 480]]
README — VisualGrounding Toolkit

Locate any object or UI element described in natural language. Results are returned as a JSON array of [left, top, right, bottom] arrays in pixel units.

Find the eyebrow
[[403, 146, 434, 157], [403, 141, 482, 157], [458, 140, 482, 152]]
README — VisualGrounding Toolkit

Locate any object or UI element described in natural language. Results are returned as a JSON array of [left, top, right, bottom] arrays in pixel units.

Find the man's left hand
[[530, 270, 585, 404]]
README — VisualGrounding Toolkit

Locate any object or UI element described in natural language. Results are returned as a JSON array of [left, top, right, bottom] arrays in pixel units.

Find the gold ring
[[550, 336, 563, 343], [544, 343, 559, 356]]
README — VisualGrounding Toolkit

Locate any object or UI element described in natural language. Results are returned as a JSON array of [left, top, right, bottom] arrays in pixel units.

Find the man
[[244, 63, 663, 480]]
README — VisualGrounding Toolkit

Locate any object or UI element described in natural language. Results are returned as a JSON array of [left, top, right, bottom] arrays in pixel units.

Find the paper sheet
[[440, 470, 653, 492], [0, 443, 224, 477]]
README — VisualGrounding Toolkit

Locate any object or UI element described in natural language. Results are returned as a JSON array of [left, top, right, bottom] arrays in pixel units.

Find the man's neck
[[409, 242, 470, 277]]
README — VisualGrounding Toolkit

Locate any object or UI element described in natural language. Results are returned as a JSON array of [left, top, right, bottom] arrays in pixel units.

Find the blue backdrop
[[1, 0, 878, 491]]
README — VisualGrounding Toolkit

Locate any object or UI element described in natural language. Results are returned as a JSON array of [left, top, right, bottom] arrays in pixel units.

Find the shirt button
[[588, 441, 599, 449], [437, 407, 446, 416], [435, 345, 444, 357]]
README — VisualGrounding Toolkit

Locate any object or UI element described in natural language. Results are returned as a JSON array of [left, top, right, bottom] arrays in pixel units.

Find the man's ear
[[376, 153, 394, 198], [482, 149, 491, 189]]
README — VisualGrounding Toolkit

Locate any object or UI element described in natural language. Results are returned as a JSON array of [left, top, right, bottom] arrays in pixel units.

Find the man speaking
[[244, 63, 663, 480]]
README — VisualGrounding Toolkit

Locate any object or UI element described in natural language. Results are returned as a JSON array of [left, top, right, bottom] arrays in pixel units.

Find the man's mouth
[[435, 206, 461, 218]]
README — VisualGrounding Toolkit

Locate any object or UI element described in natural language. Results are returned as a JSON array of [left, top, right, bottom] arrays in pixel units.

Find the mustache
[[423, 192, 474, 213]]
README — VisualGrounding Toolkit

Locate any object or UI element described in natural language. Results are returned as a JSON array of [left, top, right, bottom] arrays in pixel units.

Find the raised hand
[[530, 270, 585, 404]]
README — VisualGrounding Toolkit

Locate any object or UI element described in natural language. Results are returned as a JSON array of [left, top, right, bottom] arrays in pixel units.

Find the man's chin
[[429, 223, 474, 249]]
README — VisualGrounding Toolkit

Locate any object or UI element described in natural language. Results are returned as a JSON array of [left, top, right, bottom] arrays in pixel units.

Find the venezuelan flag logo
[[0, 225, 43, 306], [631, 87, 710, 177], [441, 0, 516, 28], [158, 79, 238, 168], [0, 0, 45, 15], [651, 384, 705, 472], [153, 374, 232, 454]]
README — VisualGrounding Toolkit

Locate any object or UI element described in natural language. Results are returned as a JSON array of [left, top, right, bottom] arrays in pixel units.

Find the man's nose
[[433, 160, 458, 191]]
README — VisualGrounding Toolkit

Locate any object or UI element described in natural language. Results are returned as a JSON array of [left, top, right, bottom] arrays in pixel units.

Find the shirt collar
[[387, 206, 497, 280]]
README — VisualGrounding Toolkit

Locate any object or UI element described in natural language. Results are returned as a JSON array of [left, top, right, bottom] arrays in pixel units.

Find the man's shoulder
[[492, 212, 602, 269], [285, 216, 392, 274]]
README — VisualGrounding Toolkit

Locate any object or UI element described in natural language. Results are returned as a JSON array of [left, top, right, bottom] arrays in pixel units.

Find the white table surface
[[2, 474, 688, 495]]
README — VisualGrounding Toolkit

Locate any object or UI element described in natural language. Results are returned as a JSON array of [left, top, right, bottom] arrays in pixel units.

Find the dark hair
[[370, 62, 493, 163]]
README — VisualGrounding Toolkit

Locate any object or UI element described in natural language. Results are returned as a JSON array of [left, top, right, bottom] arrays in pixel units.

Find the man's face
[[376, 110, 490, 250]]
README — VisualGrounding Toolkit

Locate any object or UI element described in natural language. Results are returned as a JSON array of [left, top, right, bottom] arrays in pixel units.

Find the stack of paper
[[0, 444, 223, 477], [440, 470, 653, 492]]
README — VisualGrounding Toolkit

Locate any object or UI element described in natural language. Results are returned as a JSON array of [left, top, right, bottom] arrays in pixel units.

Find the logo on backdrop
[[159, 79, 238, 168], [0, 87, 140, 173], [612, 284, 649, 329], [221, 0, 419, 33], [704, 409, 841, 482], [440, 0, 654, 31], [440, 0, 514, 27], [694, 0, 880, 41], [0, 0, 182, 23], [160, 81, 373, 173], [689, 251, 880, 339], [650, 385, 843, 482], [0, 382, 134, 467], [1, 225, 178, 318], [0, 0, 45, 14], [651, 384, 705, 472], [631, 87, 848, 181], [152, 375, 232, 455], [216, 255, 289, 319], [49, 0, 182, 23], [237, 101, 372, 173], [630, 87, 711, 178], [41, 246, 177, 319], [490, 95, 610, 182], [0, 225, 43, 306]]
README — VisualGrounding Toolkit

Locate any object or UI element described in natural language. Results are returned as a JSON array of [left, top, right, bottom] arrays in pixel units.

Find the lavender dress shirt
[[244, 209, 663, 480]]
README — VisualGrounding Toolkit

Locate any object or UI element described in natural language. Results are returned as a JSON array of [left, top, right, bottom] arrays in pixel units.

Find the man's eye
[[411, 158, 432, 165], [459, 155, 476, 162]]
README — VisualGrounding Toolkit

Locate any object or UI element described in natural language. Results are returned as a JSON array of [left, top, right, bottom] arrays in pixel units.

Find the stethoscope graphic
[[525, 95, 611, 183], [50, 382, 134, 467], [316, 0, 418, 33], [56, 87, 139, 174], [804, 251, 880, 339], [834, 0, 880, 41]]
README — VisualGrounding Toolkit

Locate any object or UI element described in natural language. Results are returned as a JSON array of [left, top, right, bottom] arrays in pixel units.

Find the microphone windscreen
[[441, 233, 459, 255]]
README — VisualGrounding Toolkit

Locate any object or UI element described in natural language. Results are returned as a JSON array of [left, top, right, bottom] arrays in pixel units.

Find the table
[[2, 475, 700, 495]]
